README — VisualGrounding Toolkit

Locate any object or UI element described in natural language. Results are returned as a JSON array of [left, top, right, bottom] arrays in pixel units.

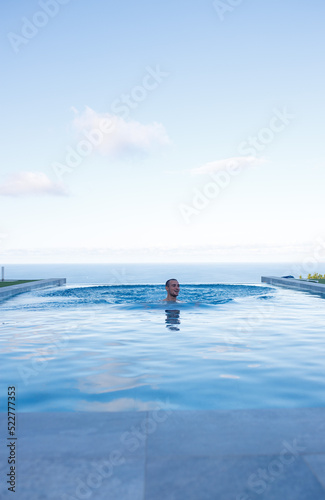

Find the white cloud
[[72, 106, 170, 157], [0, 172, 68, 196], [191, 156, 265, 175]]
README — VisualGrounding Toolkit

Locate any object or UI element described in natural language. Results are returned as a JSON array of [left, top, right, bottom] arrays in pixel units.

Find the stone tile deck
[[261, 276, 325, 295], [1, 409, 325, 499]]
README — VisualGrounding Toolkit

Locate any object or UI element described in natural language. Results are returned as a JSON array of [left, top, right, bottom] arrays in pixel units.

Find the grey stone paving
[[1, 409, 325, 499], [261, 276, 325, 295]]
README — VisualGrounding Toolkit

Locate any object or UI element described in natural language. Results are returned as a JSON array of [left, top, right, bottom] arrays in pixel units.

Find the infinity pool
[[1, 282, 325, 411]]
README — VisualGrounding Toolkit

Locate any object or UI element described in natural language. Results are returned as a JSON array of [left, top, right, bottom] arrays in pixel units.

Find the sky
[[1, 0, 325, 263]]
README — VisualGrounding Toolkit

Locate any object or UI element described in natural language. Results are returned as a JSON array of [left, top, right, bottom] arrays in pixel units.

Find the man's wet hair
[[165, 279, 178, 287]]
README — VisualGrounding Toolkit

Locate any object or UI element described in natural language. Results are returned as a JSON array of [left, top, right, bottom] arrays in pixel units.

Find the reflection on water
[[165, 309, 181, 331], [3, 283, 325, 411]]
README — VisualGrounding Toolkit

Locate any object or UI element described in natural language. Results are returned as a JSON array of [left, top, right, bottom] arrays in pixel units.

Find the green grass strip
[[0, 280, 39, 288]]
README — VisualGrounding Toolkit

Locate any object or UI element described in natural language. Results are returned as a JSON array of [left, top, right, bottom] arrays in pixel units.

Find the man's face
[[167, 280, 180, 297]]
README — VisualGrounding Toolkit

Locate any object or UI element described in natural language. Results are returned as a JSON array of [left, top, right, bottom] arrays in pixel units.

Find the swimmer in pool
[[163, 279, 180, 302]]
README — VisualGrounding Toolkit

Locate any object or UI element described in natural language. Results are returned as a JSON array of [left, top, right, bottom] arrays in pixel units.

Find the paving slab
[[0, 457, 144, 500], [145, 455, 325, 500], [304, 455, 325, 490], [9, 411, 148, 460], [1, 409, 325, 499], [146, 408, 325, 457]]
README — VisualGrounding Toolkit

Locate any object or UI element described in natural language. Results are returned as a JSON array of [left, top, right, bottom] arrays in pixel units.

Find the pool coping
[[0, 278, 66, 301], [1, 408, 325, 499], [261, 276, 325, 295]]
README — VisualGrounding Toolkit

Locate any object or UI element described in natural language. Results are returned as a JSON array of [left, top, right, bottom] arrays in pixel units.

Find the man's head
[[165, 279, 180, 301]]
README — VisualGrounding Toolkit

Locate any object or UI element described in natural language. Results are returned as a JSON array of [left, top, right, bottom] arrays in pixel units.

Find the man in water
[[163, 279, 180, 302]]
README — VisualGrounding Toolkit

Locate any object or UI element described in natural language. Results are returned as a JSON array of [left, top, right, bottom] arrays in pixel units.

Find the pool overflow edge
[[0, 278, 66, 301], [261, 276, 325, 295]]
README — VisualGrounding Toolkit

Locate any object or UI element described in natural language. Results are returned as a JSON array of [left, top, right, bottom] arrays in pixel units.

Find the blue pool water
[[1, 263, 325, 411]]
